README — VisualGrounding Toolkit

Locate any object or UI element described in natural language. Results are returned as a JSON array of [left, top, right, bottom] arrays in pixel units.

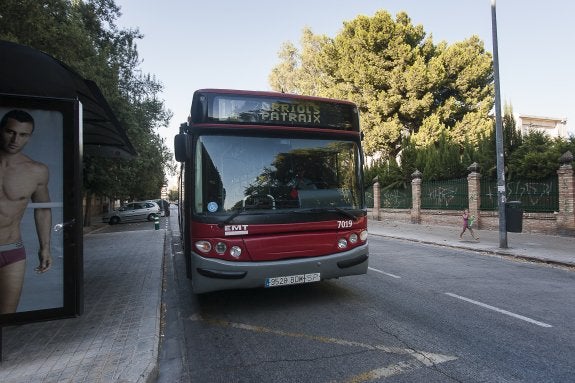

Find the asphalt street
[[1, 208, 574, 382], [159, 214, 575, 382]]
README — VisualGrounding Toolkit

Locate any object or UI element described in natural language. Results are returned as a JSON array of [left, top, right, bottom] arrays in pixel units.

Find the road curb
[[370, 232, 575, 270]]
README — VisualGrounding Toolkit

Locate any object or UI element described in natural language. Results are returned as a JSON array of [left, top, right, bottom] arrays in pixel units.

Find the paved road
[[4, 207, 570, 383], [368, 237, 575, 382], [159, 218, 575, 382]]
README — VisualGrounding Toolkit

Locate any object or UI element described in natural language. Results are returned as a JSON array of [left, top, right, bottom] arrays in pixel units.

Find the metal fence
[[365, 186, 374, 208], [382, 185, 412, 208], [421, 178, 468, 210], [365, 185, 412, 209], [367, 176, 559, 213], [480, 177, 559, 212]]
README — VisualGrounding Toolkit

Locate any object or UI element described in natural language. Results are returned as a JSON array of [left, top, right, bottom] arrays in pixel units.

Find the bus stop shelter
[[0, 40, 136, 331], [0, 39, 136, 158]]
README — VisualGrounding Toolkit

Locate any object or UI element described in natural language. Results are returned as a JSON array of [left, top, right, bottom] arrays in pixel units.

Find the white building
[[518, 115, 570, 138]]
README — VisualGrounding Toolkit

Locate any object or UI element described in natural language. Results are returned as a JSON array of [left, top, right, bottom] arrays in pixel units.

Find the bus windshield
[[194, 135, 363, 216]]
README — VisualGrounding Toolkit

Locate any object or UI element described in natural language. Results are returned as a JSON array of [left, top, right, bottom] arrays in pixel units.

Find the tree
[[502, 101, 522, 159], [269, 11, 494, 159], [168, 188, 179, 202], [0, 0, 175, 223], [507, 131, 563, 180], [412, 133, 465, 181]]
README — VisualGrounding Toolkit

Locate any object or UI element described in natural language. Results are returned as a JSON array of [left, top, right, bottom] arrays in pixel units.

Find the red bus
[[174, 89, 368, 293]]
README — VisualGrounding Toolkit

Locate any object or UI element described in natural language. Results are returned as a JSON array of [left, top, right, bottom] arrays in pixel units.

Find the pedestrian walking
[[459, 209, 479, 240]]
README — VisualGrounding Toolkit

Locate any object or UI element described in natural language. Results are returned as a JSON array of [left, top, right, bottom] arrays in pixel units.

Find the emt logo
[[224, 225, 248, 236]]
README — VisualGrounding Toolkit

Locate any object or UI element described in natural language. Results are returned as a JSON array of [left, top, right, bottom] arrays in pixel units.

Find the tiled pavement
[[0, 229, 165, 383]]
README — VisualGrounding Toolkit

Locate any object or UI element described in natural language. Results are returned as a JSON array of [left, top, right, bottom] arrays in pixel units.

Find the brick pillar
[[467, 162, 481, 228], [411, 169, 422, 224], [373, 179, 381, 221], [557, 151, 574, 234]]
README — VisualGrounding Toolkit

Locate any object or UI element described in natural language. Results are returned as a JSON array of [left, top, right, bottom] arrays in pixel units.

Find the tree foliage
[[0, 0, 174, 205], [167, 188, 179, 202], [507, 132, 574, 180], [270, 10, 573, 186], [269, 11, 494, 158], [365, 103, 575, 187]]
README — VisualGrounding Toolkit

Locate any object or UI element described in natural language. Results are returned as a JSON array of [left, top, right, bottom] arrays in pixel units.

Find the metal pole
[[491, 0, 508, 248]]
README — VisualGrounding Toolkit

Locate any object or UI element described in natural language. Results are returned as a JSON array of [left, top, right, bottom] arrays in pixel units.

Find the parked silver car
[[102, 201, 160, 225]]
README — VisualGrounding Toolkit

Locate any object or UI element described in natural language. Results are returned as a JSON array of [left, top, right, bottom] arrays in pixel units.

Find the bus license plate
[[265, 273, 321, 288]]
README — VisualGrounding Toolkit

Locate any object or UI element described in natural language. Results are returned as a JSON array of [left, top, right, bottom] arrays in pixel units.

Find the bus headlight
[[349, 233, 358, 244], [215, 242, 227, 254], [230, 246, 242, 258], [337, 238, 348, 249], [195, 240, 212, 253], [359, 230, 368, 241]]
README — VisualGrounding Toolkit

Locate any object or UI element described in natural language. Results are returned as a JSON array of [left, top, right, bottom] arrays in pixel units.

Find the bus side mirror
[[174, 133, 187, 162]]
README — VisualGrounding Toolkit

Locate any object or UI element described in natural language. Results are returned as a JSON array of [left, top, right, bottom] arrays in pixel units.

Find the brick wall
[[372, 209, 559, 235], [369, 154, 574, 236]]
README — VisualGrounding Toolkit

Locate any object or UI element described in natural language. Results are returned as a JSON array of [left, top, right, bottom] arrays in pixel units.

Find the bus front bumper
[[190, 244, 368, 294]]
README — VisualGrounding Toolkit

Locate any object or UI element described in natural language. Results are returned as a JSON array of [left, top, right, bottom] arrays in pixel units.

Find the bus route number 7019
[[338, 220, 353, 229]]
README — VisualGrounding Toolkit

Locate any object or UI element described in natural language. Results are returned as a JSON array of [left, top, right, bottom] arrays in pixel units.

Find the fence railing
[[383, 185, 412, 209], [366, 185, 412, 209], [421, 178, 468, 210], [365, 187, 374, 208], [481, 177, 559, 212], [367, 176, 559, 213]]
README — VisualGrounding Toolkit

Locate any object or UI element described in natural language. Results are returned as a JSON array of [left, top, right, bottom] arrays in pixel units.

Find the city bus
[[174, 89, 368, 293]]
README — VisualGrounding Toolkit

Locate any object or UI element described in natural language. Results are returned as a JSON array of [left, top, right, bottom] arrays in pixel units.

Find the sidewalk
[[0, 228, 166, 383], [367, 218, 575, 268], [1, 218, 573, 383]]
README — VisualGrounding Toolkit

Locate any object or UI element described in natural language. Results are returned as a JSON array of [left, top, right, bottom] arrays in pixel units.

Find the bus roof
[[195, 88, 357, 105], [190, 89, 360, 132]]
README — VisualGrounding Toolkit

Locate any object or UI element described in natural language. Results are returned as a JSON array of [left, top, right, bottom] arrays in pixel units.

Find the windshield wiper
[[220, 206, 358, 227], [217, 209, 245, 228], [300, 207, 358, 221], [332, 207, 359, 221], [217, 208, 270, 228]]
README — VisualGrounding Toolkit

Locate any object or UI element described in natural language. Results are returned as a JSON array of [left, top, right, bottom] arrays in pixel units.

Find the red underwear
[[0, 245, 26, 268]]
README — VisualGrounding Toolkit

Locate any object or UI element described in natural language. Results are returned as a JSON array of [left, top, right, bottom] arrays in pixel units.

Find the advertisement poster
[[0, 95, 82, 325]]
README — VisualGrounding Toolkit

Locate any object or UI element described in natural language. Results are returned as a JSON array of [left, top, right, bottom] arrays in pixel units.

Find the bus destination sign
[[207, 94, 357, 131], [260, 102, 321, 124]]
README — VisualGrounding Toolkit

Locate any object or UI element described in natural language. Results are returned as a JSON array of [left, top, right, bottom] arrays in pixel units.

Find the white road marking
[[189, 314, 457, 383], [445, 292, 553, 328], [368, 267, 401, 279]]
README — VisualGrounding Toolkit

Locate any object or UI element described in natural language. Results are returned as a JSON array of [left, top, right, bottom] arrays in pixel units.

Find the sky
[[114, 0, 574, 185]]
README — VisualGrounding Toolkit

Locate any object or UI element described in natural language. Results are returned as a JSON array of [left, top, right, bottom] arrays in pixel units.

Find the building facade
[[518, 115, 569, 138]]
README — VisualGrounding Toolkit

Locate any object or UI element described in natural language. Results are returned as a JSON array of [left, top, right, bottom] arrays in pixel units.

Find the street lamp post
[[491, 0, 508, 248]]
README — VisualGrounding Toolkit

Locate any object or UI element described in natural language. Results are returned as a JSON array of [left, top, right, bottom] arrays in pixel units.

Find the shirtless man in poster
[[0, 110, 52, 314]]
